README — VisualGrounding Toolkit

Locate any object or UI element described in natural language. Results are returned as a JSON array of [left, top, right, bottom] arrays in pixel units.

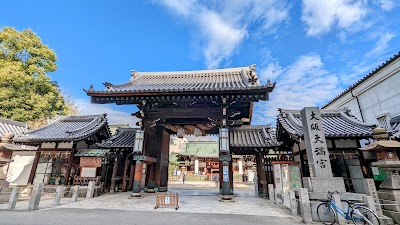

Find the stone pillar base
[[219, 195, 235, 202], [303, 177, 346, 192], [130, 192, 142, 197], [146, 189, 156, 193]]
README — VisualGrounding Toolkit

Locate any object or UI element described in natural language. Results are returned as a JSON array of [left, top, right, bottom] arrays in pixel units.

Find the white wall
[[325, 57, 400, 127], [7, 151, 36, 186]]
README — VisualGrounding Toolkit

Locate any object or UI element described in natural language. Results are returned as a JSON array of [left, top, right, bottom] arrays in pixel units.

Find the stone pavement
[[0, 182, 299, 220], [55, 181, 294, 218]]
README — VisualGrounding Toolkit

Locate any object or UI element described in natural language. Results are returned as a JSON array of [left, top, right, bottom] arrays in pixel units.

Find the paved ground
[[0, 182, 303, 225]]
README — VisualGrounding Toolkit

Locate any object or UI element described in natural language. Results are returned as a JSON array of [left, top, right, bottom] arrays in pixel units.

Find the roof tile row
[[98, 128, 138, 148], [230, 125, 279, 148], [277, 108, 373, 138]]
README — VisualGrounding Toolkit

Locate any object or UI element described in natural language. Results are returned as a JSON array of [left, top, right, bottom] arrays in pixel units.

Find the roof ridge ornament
[[103, 82, 113, 90], [248, 64, 258, 85], [131, 70, 137, 79]]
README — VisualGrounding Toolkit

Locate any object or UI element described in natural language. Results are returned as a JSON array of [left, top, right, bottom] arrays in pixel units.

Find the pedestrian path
[[55, 182, 293, 218]]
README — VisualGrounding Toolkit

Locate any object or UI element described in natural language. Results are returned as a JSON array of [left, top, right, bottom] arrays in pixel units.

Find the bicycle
[[317, 191, 380, 225]]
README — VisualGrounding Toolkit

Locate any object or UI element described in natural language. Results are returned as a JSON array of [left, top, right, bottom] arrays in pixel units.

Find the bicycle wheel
[[317, 202, 336, 225], [350, 206, 380, 225]]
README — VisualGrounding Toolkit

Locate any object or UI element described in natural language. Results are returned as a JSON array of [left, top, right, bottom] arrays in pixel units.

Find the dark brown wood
[[122, 154, 130, 192], [259, 152, 268, 197], [110, 157, 118, 193], [27, 151, 41, 184], [64, 150, 75, 185], [128, 163, 135, 191]]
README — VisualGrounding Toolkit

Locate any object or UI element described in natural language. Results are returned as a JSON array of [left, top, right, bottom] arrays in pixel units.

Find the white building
[[323, 52, 400, 139]]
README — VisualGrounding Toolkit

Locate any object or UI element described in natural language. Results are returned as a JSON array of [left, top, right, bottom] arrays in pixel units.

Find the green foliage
[[168, 160, 179, 176], [0, 27, 78, 126]]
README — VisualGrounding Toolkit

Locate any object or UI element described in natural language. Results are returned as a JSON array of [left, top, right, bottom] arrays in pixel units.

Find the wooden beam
[[27, 151, 41, 184], [121, 154, 130, 192], [110, 157, 118, 193]]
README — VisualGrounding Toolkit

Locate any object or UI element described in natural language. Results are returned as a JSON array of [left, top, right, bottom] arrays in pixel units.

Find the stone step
[[379, 215, 395, 225], [378, 189, 400, 202], [381, 200, 400, 212], [383, 209, 400, 224]]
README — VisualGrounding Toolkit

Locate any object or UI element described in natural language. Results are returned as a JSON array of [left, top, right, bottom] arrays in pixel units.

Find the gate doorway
[[85, 65, 276, 197]]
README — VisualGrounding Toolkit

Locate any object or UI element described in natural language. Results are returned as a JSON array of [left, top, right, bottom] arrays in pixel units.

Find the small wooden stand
[[154, 192, 179, 210]]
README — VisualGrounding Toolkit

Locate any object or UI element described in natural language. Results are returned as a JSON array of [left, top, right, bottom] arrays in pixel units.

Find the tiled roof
[[277, 108, 373, 138], [75, 149, 110, 157], [0, 117, 28, 137], [97, 128, 138, 148], [13, 114, 109, 143], [390, 115, 400, 138], [230, 125, 279, 148], [323, 52, 400, 108], [85, 65, 275, 94]]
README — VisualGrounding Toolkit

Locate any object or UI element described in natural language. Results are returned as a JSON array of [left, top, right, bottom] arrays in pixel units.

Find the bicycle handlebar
[[328, 191, 340, 196]]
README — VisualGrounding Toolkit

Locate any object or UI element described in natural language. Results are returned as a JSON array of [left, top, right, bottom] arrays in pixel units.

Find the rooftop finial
[[131, 70, 137, 78]]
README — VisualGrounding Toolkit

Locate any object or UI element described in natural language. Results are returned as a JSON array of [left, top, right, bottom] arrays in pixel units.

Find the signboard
[[273, 164, 282, 193], [300, 107, 332, 177], [289, 164, 302, 191], [165, 196, 170, 204], [223, 166, 229, 182], [80, 157, 102, 168], [81, 167, 97, 177]]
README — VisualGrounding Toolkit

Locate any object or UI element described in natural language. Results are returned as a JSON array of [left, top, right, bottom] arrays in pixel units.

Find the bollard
[[274, 188, 279, 204], [7, 187, 20, 210], [71, 186, 79, 202], [86, 181, 95, 199], [28, 183, 43, 210], [289, 191, 298, 216], [332, 195, 346, 225], [298, 188, 312, 223], [283, 192, 291, 209], [362, 195, 379, 225], [54, 186, 64, 206], [268, 184, 274, 201]]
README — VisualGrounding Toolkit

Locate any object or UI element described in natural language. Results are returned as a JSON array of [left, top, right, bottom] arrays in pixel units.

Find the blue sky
[[1, 0, 400, 127]]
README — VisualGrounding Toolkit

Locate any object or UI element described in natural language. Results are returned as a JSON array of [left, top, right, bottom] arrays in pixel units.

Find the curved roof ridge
[[132, 66, 250, 77], [22, 116, 63, 135], [0, 117, 27, 128], [339, 111, 374, 127], [66, 114, 107, 134]]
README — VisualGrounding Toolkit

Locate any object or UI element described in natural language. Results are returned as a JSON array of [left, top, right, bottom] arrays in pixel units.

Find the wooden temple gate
[[85, 65, 276, 196]]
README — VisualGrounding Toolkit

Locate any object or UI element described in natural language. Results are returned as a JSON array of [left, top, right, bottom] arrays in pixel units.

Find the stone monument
[[360, 128, 400, 223], [300, 107, 345, 192]]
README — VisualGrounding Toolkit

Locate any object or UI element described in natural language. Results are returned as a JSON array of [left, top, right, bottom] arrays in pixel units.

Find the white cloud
[[376, 0, 396, 11], [76, 99, 139, 127], [253, 54, 339, 125], [301, 0, 367, 36], [365, 32, 396, 58], [157, 0, 290, 68], [340, 32, 396, 84]]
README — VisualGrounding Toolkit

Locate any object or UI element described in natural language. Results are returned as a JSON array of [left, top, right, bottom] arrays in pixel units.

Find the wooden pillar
[[65, 149, 75, 185], [110, 157, 118, 193], [132, 160, 144, 194], [121, 153, 130, 192], [128, 161, 135, 191], [255, 153, 263, 196], [28, 151, 41, 184], [259, 152, 268, 197], [147, 164, 155, 189]]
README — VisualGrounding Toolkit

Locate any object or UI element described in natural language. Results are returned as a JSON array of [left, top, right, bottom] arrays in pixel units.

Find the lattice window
[[376, 114, 390, 130]]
